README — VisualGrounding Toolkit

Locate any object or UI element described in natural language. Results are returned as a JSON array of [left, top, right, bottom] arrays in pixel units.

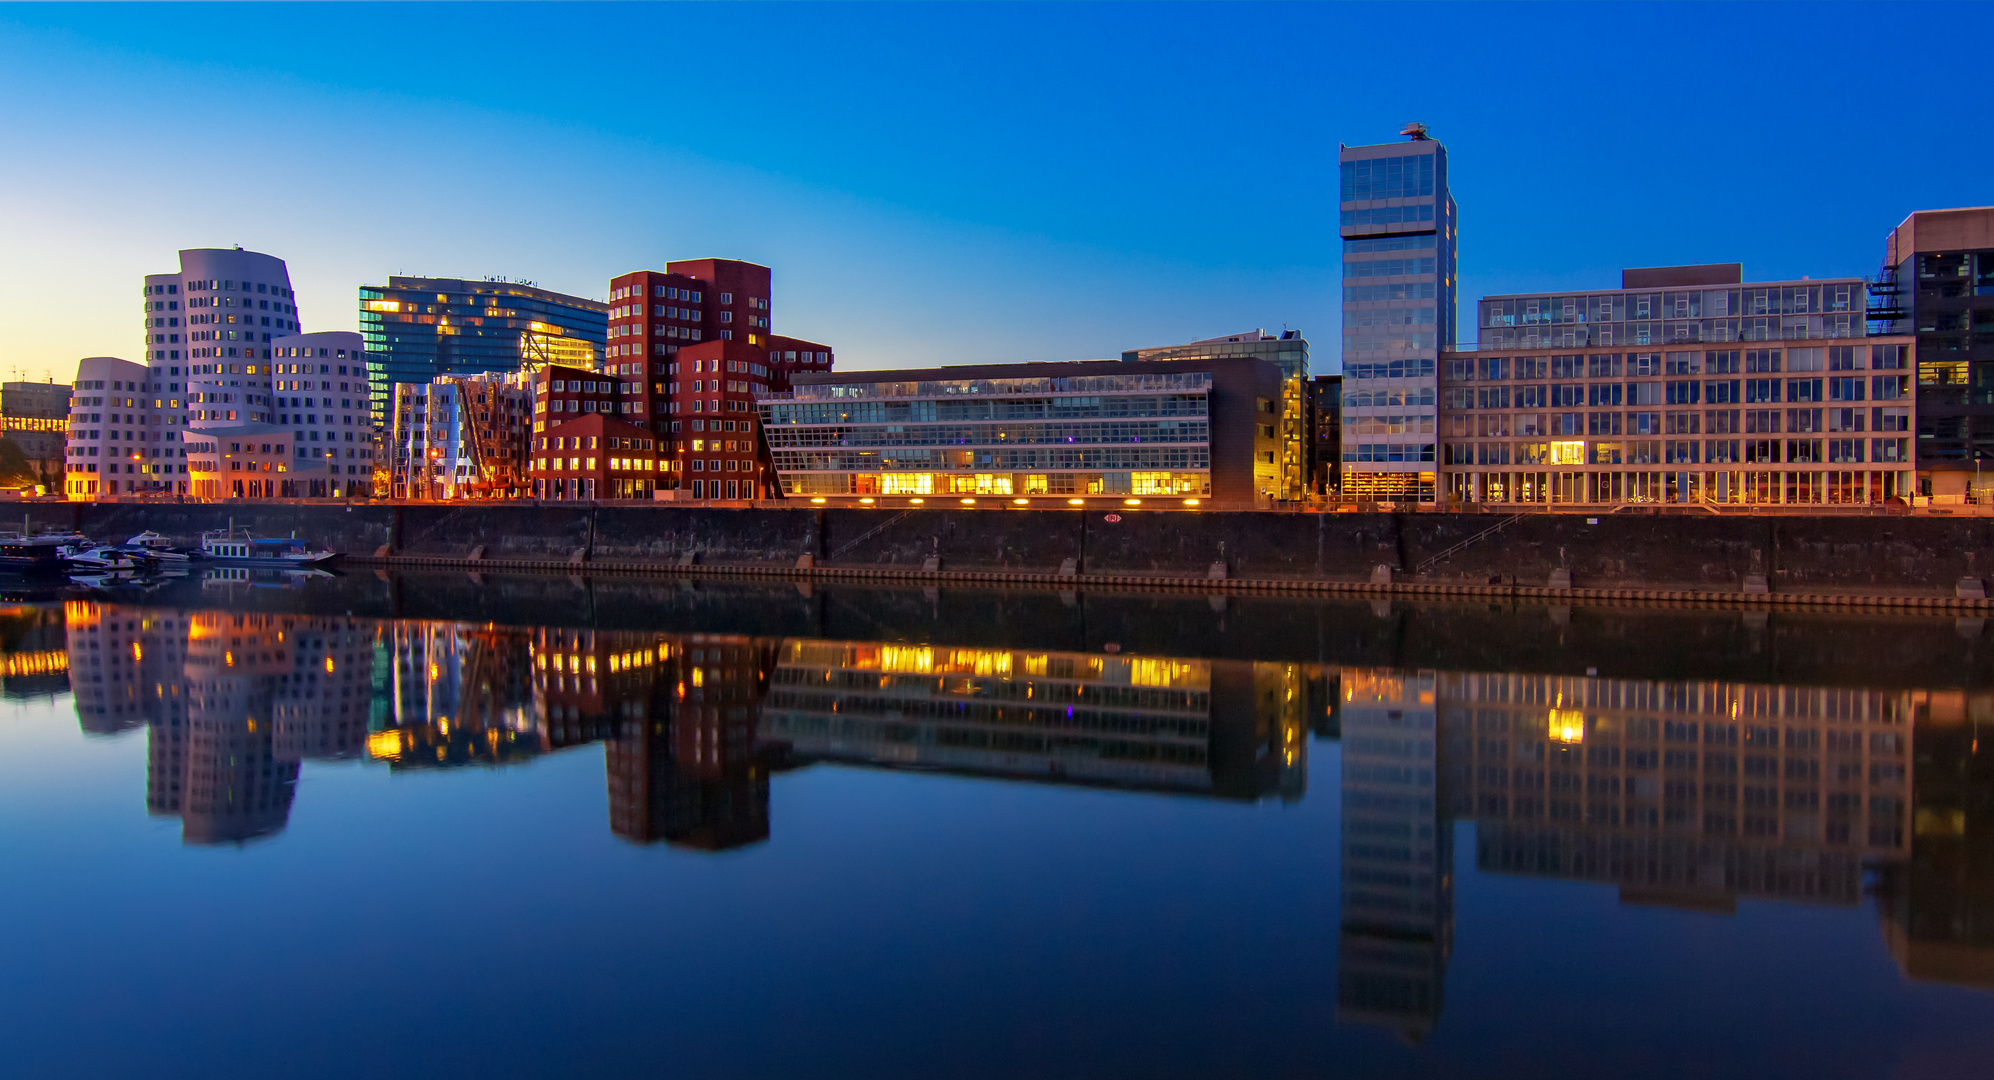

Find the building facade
[[2, 381, 71, 488], [1877, 207, 1994, 498], [140, 248, 304, 494], [759, 357, 1283, 506], [388, 370, 533, 500], [530, 412, 665, 501], [1338, 126, 1458, 504], [602, 260, 834, 501], [1439, 266, 1917, 506], [359, 276, 608, 433], [63, 357, 155, 498], [1124, 330, 1311, 500]]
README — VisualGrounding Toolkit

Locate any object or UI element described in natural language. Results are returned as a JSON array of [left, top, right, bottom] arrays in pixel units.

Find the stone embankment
[[31, 501, 1994, 611]]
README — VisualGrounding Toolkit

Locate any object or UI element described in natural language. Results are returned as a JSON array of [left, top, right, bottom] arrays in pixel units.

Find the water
[[0, 572, 1989, 1079]]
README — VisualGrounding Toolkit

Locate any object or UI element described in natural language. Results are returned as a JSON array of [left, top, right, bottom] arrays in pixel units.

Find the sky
[[0, 2, 1987, 384]]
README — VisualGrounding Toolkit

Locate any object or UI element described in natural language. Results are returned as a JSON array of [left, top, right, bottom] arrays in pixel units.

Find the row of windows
[[1340, 154, 1435, 202], [1447, 347, 1909, 382], [1442, 439, 1911, 466], [1447, 377, 1907, 409], [766, 420, 1209, 450], [1456, 409, 1911, 438], [1482, 285, 1860, 326], [1341, 204, 1435, 228], [1343, 257, 1437, 279], [1344, 443, 1437, 463], [773, 447, 1210, 471], [1345, 358, 1438, 381], [765, 395, 1208, 426]]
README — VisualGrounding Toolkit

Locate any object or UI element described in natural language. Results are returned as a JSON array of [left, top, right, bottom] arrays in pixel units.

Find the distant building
[[387, 370, 533, 500], [1338, 126, 1458, 504], [1439, 265, 1917, 506], [359, 276, 609, 433], [1876, 207, 1994, 498], [1, 381, 71, 486], [1124, 329, 1311, 500], [759, 356, 1283, 506]]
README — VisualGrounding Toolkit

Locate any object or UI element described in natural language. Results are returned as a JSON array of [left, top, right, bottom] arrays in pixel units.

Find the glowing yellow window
[[1550, 441, 1586, 465]]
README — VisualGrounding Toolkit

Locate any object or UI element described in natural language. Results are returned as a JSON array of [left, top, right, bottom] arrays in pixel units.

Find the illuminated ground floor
[[777, 470, 1211, 500], [1342, 470, 1438, 503], [1444, 467, 1914, 505]]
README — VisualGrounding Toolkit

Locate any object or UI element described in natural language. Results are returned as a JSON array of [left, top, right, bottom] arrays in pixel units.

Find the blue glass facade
[[359, 277, 607, 431], [1338, 134, 1457, 502]]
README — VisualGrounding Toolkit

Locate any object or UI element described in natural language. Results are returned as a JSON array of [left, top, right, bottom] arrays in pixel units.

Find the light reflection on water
[[1, 589, 1990, 1079]]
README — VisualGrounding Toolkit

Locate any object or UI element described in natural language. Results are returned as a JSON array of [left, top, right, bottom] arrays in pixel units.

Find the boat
[[64, 545, 160, 573], [125, 531, 204, 561], [0, 535, 71, 575], [200, 528, 341, 567]]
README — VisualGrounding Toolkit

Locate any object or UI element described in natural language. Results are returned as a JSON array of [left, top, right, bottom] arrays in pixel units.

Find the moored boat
[[200, 529, 341, 567]]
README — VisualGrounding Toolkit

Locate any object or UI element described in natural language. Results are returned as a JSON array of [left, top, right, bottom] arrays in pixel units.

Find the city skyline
[[4, 5, 1989, 382]]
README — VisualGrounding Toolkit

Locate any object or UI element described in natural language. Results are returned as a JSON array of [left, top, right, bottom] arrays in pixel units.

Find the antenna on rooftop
[[1402, 121, 1430, 141]]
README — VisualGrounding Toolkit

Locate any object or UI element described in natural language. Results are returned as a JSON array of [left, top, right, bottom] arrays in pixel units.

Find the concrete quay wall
[[32, 502, 1994, 597]]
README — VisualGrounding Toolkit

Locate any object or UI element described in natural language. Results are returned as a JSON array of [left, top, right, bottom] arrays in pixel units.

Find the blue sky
[[0, 2, 1984, 382]]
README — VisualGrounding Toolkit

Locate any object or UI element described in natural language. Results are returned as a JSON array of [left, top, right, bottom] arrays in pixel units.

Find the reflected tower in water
[[1336, 669, 1451, 1042], [605, 633, 777, 851], [70, 606, 374, 845], [1877, 689, 1994, 988]]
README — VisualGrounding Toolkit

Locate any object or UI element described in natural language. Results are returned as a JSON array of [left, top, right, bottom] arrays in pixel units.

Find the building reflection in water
[[1337, 669, 1450, 1043], [63, 602, 373, 845], [1876, 689, 1994, 989], [761, 640, 1311, 802], [30, 602, 1994, 1010]]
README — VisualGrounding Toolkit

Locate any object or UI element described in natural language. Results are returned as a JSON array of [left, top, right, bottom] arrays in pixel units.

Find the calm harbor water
[[1, 572, 1989, 1079]]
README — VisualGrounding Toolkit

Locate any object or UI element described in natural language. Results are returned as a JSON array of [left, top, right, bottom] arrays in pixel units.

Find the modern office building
[[1438, 265, 1918, 506], [63, 356, 154, 498], [1124, 330, 1311, 499], [1338, 125, 1458, 504], [1, 381, 72, 486], [1876, 207, 1994, 498], [358, 276, 608, 432], [388, 370, 532, 500], [140, 248, 303, 494], [758, 356, 1283, 506]]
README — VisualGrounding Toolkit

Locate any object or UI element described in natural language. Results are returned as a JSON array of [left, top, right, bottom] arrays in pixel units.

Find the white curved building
[[140, 248, 304, 494], [183, 331, 371, 498], [63, 356, 155, 498]]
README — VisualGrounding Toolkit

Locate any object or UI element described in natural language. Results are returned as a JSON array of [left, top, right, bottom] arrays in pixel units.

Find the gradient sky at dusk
[[1, 2, 1986, 383]]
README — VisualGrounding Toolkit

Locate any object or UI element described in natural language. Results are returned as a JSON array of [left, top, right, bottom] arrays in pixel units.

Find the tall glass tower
[[1338, 126, 1456, 503]]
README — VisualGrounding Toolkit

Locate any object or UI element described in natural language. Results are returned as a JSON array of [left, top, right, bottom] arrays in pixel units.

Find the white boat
[[125, 531, 202, 561], [200, 529, 341, 567], [64, 545, 159, 573]]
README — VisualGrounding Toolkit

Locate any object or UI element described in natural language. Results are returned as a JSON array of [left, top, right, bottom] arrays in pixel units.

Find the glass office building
[[1124, 330, 1311, 500], [759, 357, 1284, 506], [1338, 127, 1457, 503], [1440, 267, 1918, 506], [359, 277, 607, 432]]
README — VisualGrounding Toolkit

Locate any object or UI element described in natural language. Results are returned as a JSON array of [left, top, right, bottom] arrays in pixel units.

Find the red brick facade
[[598, 258, 835, 500]]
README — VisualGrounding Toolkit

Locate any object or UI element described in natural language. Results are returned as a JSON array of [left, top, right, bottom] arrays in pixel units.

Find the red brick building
[[531, 412, 664, 501], [602, 258, 834, 500]]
